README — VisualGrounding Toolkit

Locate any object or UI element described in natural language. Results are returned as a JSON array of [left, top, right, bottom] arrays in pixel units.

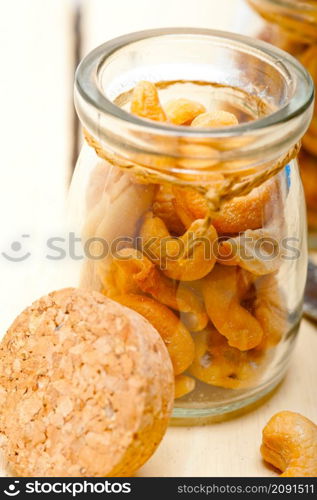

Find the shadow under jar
[[247, 0, 317, 243], [71, 29, 313, 422]]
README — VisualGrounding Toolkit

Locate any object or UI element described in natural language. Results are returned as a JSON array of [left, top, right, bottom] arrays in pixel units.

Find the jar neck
[[75, 29, 314, 183], [84, 127, 300, 212]]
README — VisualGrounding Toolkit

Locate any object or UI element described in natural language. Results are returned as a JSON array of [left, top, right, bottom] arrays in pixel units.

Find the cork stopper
[[0, 288, 174, 477]]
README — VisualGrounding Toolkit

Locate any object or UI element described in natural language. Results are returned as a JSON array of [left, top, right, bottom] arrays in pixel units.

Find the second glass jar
[[247, 0, 317, 240]]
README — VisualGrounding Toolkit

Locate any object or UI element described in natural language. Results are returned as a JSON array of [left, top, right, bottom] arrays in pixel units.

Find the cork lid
[[0, 288, 174, 477]]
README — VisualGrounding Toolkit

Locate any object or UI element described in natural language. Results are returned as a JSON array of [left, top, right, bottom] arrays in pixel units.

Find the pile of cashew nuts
[[98, 81, 288, 399]]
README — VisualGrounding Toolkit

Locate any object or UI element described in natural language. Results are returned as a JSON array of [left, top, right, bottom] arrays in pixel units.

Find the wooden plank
[[139, 320, 317, 477], [0, 0, 75, 331], [82, 0, 245, 53]]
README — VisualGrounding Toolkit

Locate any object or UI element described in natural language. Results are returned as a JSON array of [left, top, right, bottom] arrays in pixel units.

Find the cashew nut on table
[[261, 411, 317, 477]]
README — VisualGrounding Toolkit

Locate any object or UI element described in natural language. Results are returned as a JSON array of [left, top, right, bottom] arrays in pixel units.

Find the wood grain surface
[[0, 0, 315, 478]]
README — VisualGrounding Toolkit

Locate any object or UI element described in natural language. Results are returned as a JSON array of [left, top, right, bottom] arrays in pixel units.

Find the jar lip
[[253, 0, 317, 11], [75, 27, 314, 138]]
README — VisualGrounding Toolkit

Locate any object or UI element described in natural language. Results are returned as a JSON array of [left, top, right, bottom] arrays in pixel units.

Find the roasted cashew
[[139, 212, 218, 281], [174, 375, 196, 399], [111, 248, 208, 332], [234, 270, 286, 350], [152, 184, 185, 235], [131, 81, 166, 122], [172, 186, 209, 229], [254, 274, 287, 350], [236, 267, 257, 298], [203, 268, 285, 351], [202, 265, 264, 351], [173, 185, 272, 234], [261, 411, 317, 477], [189, 328, 264, 389], [113, 294, 195, 375], [191, 110, 238, 128], [217, 229, 281, 276], [165, 98, 206, 125], [213, 186, 274, 234]]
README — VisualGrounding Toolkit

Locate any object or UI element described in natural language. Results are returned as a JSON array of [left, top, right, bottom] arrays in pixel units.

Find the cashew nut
[[217, 229, 281, 276], [254, 274, 287, 350], [189, 327, 264, 389], [175, 375, 196, 399], [213, 187, 274, 234], [173, 185, 273, 235], [113, 293, 195, 375], [165, 98, 206, 125], [111, 247, 208, 332], [202, 265, 264, 350], [191, 110, 238, 128], [131, 81, 166, 122], [172, 186, 210, 229], [261, 411, 317, 477], [153, 184, 185, 235], [139, 212, 218, 281]]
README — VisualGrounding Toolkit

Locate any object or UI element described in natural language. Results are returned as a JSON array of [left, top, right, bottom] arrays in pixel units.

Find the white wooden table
[[139, 320, 317, 477], [0, 0, 316, 478]]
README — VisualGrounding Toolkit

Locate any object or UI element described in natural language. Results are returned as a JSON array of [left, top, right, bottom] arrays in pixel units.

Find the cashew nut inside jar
[[246, 0, 317, 240], [70, 29, 314, 421]]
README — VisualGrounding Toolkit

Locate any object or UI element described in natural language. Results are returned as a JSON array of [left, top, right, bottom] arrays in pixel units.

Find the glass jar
[[70, 28, 313, 421], [247, 0, 317, 239]]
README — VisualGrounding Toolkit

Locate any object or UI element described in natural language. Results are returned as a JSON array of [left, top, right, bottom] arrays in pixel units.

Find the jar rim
[[75, 27, 314, 139], [251, 0, 317, 12]]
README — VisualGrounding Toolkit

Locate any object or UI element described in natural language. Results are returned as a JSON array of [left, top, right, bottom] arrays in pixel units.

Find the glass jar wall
[[247, 0, 317, 241], [70, 29, 313, 421]]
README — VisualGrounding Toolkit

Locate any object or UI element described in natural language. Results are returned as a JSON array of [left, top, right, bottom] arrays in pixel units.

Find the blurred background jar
[[70, 29, 313, 421], [245, 0, 317, 244]]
